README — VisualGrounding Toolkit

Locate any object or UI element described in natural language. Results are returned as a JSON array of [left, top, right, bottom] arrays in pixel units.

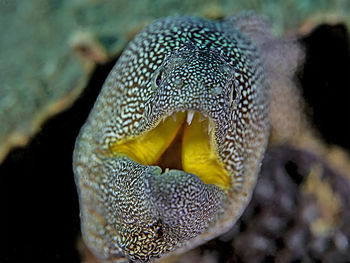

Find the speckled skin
[[73, 15, 269, 262]]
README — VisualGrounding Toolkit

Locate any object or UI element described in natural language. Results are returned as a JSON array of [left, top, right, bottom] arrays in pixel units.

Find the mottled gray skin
[[73, 14, 269, 262]]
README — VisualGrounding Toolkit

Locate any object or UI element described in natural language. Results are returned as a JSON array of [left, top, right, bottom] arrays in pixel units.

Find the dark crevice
[[299, 23, 350, 151], [285, 161, 304, 185], [1, 57, 118, 262], [275, 237, 285, 250], [262, 255, 275, 263]]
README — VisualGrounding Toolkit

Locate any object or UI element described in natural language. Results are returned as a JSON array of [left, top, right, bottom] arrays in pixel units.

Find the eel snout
[[144, 48, 237, 130]]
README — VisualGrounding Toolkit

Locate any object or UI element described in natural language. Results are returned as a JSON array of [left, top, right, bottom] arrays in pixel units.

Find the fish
[[73, 13, 270, 262]]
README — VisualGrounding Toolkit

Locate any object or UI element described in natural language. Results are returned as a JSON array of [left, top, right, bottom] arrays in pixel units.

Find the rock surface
[[1, 0, 349, 163]]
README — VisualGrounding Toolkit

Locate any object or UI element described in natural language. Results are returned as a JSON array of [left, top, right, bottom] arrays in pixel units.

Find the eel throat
[[110, 111, 231, 190]]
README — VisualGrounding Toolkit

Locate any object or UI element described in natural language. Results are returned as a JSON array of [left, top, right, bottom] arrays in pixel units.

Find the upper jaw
[[163, 109, 201, 125], [142, 103, 231, 140]]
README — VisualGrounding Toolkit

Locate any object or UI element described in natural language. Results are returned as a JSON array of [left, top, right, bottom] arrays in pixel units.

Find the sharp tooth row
[[166, 110, 214, 136], [187, 110, 195, 125]]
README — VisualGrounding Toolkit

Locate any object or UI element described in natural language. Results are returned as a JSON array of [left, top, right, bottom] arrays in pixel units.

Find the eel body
[[73, 14, 269, 262]]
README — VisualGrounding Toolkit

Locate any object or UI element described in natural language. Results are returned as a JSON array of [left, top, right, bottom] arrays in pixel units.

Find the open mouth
[[110, 111, 231, 190]]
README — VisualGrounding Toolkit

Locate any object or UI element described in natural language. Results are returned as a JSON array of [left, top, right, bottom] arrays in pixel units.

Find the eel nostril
[[174, 78, 183, 88], [220, 64, 233, 76], [212, 86, 223, 96]]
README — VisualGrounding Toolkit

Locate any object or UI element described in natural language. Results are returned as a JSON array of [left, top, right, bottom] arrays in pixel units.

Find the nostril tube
[[220, 64, 233, 76], [174, 78, 183, 88], [213, 86, 223, 96]]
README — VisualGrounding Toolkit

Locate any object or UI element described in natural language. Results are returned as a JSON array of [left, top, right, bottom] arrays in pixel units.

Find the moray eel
[[73, 14, 269, 262]]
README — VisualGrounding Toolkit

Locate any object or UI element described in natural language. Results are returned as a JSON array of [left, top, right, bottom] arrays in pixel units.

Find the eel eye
[[230, 86, 237, 101], [156, 71, 163, 86], [152, 68, 165, 89], [227, 81, 237, 106]]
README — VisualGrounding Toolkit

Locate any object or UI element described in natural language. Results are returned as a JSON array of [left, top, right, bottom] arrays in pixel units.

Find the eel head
[[74, 16, 269, 262]]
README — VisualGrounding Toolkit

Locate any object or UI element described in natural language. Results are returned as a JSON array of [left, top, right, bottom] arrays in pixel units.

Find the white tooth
[[172, 114, 177, 122], [208, 123, 213, 135], [162, 116, 166, 123], [187, 110, 195, 125]]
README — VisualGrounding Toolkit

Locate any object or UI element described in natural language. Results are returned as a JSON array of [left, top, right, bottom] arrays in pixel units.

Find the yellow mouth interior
[[110, 111, 231, 190]]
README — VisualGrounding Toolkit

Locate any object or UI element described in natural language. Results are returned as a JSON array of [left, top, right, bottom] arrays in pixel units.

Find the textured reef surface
[[1, 0, 349, 163]]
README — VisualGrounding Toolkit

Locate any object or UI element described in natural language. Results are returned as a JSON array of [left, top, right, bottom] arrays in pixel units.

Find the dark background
[[1, 24, 350, 262]]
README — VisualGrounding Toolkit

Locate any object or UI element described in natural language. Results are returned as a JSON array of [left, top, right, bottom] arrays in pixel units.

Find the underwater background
[[1, 0, 350, 262]]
